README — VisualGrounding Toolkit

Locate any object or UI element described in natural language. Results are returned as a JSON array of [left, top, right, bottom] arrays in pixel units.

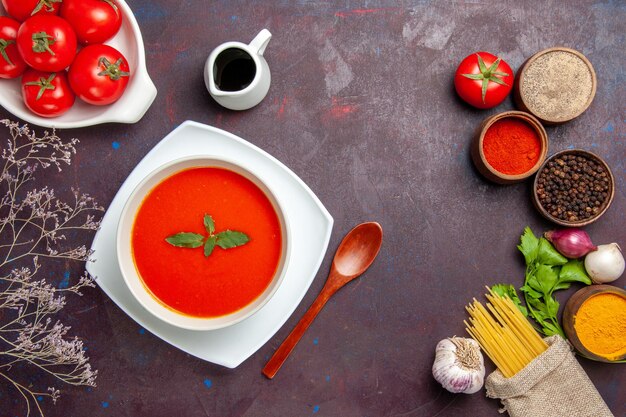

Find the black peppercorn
[[536, 152, 612, 222]]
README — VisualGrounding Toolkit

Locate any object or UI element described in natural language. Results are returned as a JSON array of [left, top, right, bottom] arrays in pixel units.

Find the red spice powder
[[483, 118, 541, 175]]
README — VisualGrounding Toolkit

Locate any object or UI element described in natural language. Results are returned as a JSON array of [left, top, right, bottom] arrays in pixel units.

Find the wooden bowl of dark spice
[[533, 149, 614, 226], [471, 111, 548, 184]]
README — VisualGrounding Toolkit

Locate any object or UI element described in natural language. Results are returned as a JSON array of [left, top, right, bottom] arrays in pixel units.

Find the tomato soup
[[131, 167, 282, 317]]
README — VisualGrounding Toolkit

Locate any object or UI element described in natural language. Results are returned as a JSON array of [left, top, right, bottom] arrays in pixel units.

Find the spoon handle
[[262, 284, 335, 379]]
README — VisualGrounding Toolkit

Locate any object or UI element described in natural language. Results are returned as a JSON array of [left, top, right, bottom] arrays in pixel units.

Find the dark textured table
[[2, 1, 625, 416]]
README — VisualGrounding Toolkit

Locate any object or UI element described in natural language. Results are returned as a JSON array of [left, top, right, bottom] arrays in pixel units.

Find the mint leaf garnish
[[165, 213, 249, 259], [216, 231, 249, 249], [165, 233, 204, 248], [204, 214, 215, 234], [204, 236, 217, 257]]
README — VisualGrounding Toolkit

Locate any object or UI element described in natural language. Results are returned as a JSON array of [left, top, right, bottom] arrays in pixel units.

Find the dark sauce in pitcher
[[213, 48, 256, 92]]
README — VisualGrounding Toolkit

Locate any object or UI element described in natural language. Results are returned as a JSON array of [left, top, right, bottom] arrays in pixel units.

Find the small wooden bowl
[[563, 285, 626, 363], [514, 47, 597, 125], [532, 149, 615, 227], [471, 111, 548, 184]]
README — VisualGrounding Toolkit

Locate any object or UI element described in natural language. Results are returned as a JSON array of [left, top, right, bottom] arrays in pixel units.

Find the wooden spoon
[[262, 222, 383, 379]]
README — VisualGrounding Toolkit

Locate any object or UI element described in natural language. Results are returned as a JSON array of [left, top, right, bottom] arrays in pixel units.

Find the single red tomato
[[17, 15, 77, 72], [68, 44, 130, 105], [1, 0, 61, 22], [0, 16, 27, 78], [21, 68, 75, 117], [454, 52, 514, 109], [60, 0, 122, 45]]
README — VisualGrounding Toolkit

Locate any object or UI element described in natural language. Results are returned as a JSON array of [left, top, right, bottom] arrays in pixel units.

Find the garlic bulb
[[584, 243, 625, 284], [432, 337, 485, 394]]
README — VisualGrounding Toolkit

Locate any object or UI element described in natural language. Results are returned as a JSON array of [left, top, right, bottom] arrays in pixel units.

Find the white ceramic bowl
[[0, 0, 156, 128], [117, 156, 291, 331]]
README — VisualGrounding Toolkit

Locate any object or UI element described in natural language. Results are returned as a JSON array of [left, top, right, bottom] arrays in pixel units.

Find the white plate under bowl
[[0, 0, 157, 128], [87, 121, 333, 368]]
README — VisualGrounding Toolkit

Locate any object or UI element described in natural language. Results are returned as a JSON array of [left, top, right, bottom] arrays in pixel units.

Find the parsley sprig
[[493, 227, 591, 338], [165, 214, 249, 258]]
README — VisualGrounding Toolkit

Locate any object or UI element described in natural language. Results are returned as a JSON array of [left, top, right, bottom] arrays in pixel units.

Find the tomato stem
[[31, 32, 56, 56], [461, 54, 509, 104], [97, 57, 129, 81], [31, 0, 62, 15], [24, 73, 56, 100], [0, 39, 15, 66]]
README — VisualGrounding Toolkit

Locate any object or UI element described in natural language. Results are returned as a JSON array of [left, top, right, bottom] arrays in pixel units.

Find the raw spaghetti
[[465, 288, 548, 378]]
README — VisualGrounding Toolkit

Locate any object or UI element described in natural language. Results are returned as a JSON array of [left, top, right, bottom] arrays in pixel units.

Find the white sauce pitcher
[[204, 29, 272, 111]]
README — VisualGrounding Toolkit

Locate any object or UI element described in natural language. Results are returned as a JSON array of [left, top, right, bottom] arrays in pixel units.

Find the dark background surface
[[2, 1, 625, 416]]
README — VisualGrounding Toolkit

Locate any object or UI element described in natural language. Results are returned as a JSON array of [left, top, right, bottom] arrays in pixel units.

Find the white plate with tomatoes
[[0, 0, 156, 128]]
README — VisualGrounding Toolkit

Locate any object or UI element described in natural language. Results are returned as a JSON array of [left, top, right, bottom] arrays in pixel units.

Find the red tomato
[[1, 0, 61, 22], [68, 44, 130, 105], [0, 16, 26, 78], [16, 15, 77, 72], [21, 68, 75, 117], [60, 0, 122, 45], [454, 52, 514, 109]]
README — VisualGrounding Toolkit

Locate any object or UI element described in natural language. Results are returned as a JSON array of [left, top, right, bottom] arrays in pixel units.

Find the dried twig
[[0, 120, 102, 416]]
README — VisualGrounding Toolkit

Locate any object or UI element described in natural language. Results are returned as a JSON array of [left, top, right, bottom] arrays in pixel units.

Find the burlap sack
[[485, 336, 613, 417]]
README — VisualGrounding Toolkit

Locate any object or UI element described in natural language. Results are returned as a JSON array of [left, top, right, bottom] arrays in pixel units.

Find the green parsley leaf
[[559, 259, 592, 285], [520, 284, 542, 299], [542, 322, 561, 337], [552, 281, 572, 291], [537, 238, 568, 266], [491, 284, 527, 316], [517, 227, 539, 265], [535, 264, 559, 294], [165, 232, 205, 248], [216, 230, 249, 249]]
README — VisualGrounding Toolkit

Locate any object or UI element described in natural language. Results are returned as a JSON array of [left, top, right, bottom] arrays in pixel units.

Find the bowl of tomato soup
[[117, 156, 290, 330]]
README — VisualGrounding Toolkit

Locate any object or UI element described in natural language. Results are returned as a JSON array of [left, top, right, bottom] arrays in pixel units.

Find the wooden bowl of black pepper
[[533, 149, 614, 226]]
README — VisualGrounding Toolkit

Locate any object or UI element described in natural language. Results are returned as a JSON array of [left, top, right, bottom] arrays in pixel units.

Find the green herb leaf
[[542, 321, 562, 337], [491, 284, 527, 316], [518, 227, 539, 265], [552, 281, 571, 291], [165, 232, 205, 248], [216, 230, 249, 249], [537, 238, 568, 266], [535, 264, 559, 294], [527, 297, 548, 320], [559, 259, 592, 285], [203, 214, 215, 235], [166, 214, 250, 259], [520, 284, 542, 299], [204, 236, 216, 257], [526, 274, 544, 293], [546, 297, 560, 318]]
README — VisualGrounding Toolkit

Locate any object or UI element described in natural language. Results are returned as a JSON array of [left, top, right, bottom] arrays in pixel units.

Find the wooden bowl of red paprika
[[471, 110, 548, 184]]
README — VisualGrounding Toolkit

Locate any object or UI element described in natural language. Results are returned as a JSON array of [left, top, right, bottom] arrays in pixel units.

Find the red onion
[[544, 229, 597, 258]]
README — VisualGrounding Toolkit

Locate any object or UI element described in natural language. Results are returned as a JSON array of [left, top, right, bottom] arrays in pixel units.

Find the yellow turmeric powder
[[574, 293, 626, 361]]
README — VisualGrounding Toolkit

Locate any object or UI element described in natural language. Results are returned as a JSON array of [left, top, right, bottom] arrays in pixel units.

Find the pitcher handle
[[249, 29, 272, 56]]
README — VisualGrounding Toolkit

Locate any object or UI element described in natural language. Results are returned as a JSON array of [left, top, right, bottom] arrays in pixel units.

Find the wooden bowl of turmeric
[[563, 285, 626, 363], [471, 111, 548, 185]]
